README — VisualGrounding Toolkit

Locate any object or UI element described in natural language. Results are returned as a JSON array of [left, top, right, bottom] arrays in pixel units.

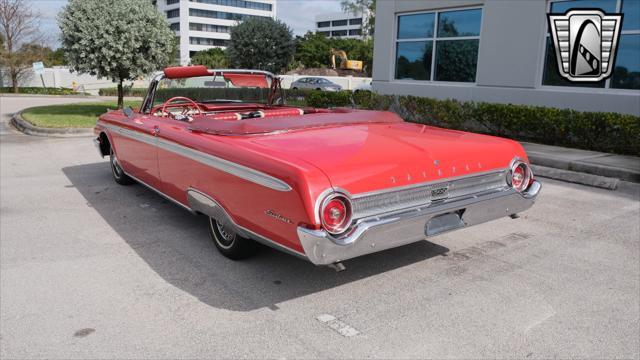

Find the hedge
[[0, 87, 78, 95], [98, 87, 148, 97], [350, 91, 640, 156]]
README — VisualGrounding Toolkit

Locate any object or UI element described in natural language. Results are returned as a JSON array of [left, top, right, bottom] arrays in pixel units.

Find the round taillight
[[509, 161, 532, 192], [321, 194, 352, 235]]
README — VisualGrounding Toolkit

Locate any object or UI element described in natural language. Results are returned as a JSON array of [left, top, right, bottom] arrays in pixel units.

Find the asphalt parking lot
[[1, 96, 639, 359]]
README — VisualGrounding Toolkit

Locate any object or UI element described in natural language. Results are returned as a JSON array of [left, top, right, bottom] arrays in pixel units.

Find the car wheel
[[109, 147, 134, 185], [208, 217, 258, 260], [292, 87, 298, 90]]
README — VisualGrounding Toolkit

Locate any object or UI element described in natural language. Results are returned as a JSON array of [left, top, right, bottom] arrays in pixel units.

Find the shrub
[[98, 88, 147, 97], [0, 87, 78, 95], [305, 90, 352, 108]]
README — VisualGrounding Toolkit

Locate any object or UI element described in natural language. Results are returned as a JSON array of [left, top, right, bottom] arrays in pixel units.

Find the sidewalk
[[523, 142, 640, 187]]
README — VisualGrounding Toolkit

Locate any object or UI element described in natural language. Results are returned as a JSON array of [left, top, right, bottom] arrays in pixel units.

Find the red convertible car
[[94, 66, 540, 268]]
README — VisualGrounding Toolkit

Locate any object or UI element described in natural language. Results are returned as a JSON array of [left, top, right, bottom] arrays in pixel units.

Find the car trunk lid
[[245, 121, 527, 195]]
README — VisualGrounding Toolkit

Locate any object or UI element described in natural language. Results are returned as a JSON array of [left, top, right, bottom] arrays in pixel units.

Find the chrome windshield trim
[[141, 69, 278, 114], [100, 122, 292, 192]]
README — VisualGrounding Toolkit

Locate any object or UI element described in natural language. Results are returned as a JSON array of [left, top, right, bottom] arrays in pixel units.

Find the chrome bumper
[[298, 180, 541, 265], [93, 137, 104, 158]]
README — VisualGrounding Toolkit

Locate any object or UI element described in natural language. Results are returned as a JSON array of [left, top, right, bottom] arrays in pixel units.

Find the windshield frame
[[140, 68, 280, 114]]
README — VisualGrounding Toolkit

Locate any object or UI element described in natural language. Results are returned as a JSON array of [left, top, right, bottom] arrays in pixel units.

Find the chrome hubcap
[[111, 153, 123, 178], [212, 218, 235, 249]]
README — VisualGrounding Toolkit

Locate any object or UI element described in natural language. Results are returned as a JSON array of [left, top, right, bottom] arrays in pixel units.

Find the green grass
[[21, 100, 142, 128]]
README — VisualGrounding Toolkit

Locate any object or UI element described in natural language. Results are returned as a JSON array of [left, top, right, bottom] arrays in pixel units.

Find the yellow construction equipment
[[330, 48, 364, 72]]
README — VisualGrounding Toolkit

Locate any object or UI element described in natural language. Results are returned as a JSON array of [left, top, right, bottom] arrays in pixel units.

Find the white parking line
[[316, 314, 361, 337]]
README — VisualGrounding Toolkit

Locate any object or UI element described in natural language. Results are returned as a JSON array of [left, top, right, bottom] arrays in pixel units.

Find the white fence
[[0, 67, 372, 94], [0, 67, 150, 95]]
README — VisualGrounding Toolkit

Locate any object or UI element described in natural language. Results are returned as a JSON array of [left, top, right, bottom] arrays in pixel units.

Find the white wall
[[0, 67, 370, 93]]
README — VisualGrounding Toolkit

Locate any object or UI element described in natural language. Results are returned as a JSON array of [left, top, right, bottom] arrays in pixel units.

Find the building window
[[542, 0, 639, 90], [189, 37, 229, 46], [190, 23, 230, 33], [349, 29, 362, 36], [395, 8, 482, 82], [332, 19, 348, 27], [189, 0, 272, 11], [349, 18, 362, 25], [332, 30, 348, 37], [317, 21, 330, 28], [189, 8, 269, 21], [169, 22, 180, 31], [166, 9, 180, 18], [166, 0, 180, 4]]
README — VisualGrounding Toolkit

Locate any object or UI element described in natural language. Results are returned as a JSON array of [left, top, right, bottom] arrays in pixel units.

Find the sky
[[29, 0, 343, 48]]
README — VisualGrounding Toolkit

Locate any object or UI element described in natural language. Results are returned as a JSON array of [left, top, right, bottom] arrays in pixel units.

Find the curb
[[10, 111, 94, 138], [528, 153, 639, 183], [531, 165, 619, 190]]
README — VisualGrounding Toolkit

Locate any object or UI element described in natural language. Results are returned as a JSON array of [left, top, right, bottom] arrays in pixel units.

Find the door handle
[[152, 126, 160, 135]]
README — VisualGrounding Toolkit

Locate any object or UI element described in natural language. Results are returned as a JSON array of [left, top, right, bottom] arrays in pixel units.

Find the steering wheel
[[159, 96, 202, 119]]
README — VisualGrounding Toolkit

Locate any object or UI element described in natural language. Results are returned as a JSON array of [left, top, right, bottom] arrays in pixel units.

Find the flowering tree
[[58, 0, 174, 108]]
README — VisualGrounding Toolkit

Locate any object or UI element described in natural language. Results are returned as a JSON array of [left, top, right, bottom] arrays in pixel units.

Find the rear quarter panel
[[155, 125, 332, 253]]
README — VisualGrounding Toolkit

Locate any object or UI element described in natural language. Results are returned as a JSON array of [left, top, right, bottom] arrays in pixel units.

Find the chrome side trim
[[186, 188, 307, 260], [102, 123, 157, 147], [157, 137, 292, 192], [125, 171, 194, 213], [100, 122, 292, 192]]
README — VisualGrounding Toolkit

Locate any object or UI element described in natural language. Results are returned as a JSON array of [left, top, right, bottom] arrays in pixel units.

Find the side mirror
[[123, 106, 135, 119]]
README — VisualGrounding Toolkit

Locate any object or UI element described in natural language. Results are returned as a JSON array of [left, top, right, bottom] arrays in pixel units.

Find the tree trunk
[[11, 70, 18, 94], [117, 79, 124, 109]]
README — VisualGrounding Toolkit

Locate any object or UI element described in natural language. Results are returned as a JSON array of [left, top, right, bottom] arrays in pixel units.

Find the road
[[1, 96, 639, 359]]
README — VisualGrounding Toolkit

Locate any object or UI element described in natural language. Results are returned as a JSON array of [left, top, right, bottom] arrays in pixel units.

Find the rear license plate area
[[425, 210, 465, 236]]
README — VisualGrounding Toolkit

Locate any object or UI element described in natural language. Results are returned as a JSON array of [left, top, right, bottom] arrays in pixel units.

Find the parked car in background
[[290, 77, 342, 91], [352, 80, 372, 92], [94, 66, 540, 268]]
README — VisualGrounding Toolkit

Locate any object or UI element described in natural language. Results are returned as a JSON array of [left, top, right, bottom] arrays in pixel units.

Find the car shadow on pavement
[[63, 162, 449, 312]]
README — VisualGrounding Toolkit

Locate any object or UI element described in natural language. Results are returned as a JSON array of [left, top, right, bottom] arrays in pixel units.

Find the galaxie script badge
[[548, 9, 623, 82], [431, 186, 449, 201]]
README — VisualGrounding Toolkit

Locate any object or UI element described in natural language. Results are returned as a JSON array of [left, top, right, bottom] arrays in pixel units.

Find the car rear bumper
[[297, 180, 541, 265]]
